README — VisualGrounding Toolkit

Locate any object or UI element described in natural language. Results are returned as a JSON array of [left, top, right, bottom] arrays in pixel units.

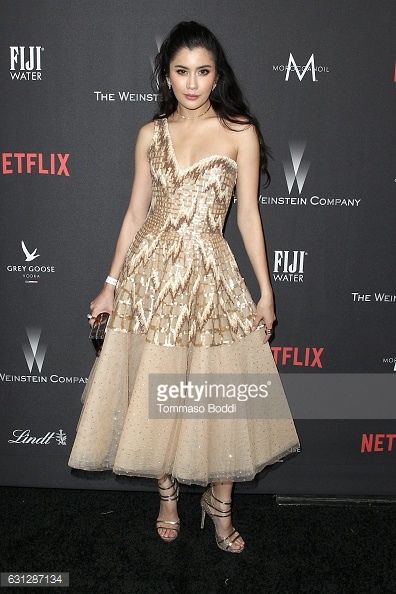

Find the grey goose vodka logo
[[5, 240, 56, 283], [22, 240, 40, 262]]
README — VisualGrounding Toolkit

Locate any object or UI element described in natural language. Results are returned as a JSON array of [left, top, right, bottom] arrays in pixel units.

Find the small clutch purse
[[89, 312, 110, 356]]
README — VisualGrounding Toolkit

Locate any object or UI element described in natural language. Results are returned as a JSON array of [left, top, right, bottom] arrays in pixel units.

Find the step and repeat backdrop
[[1, 1, 395, 494]]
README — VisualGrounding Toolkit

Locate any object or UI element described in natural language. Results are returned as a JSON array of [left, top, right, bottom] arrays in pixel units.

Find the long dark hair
[[151, 20, 272, 188]]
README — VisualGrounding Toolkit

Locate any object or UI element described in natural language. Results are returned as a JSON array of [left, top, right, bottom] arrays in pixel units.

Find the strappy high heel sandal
[[156, 474, 180, 542], [200, 484, 245, 553]]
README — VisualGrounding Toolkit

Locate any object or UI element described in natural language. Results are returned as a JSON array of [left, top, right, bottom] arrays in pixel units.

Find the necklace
[[176, 101, 211, 120]]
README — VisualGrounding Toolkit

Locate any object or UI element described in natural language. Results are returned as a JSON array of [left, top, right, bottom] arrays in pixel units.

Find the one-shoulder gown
[[68, 116, 301, 485]]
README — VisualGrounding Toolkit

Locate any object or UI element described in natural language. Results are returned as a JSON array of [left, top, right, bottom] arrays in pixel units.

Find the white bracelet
[[105, 275, 118, 286]]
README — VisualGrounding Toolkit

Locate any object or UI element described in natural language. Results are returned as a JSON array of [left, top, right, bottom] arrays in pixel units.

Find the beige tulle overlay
[[68, 117, 301, 485]]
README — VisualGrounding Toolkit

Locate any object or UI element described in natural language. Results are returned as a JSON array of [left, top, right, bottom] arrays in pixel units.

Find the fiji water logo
[[273, 250, 308, 283], [10, 46, 44, 80]]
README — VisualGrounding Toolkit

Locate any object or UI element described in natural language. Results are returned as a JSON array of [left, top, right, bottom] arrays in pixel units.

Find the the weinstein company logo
[[0, 327, 88, 384], [351, 291, 396, 304], [10, 46, 44, 80], [94, 37, 161, 104], [5, 241, 56, 284], [260, 140, 362, 208], [23, 327, 46, 373], [273, 250, 307, 283], [284, 141, 310, 195], [273, 52, 330, 81], [150, 35, 163, 89]]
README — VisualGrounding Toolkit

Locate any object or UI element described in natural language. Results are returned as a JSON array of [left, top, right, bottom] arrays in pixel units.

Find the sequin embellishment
[[108, 117, 259, 347]]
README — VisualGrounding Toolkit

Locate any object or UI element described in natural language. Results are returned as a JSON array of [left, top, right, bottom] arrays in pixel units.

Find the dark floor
[[1, 486, 396, 593]]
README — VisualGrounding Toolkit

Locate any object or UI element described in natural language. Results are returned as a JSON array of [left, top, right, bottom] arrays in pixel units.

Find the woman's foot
[[210, 485, 245, 551], [156, 474, 180, 542], [202, 483, 245, 552]]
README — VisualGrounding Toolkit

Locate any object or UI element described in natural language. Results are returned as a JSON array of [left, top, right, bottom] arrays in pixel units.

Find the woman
[[68, 21, 300, 554]]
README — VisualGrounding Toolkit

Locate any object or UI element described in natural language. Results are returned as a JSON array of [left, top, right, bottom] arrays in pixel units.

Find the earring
[[166, 79, 171, 89], [212, 81, 217, 91]]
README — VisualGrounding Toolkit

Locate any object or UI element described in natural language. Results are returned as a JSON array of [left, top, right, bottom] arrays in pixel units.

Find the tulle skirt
[[68, 325, 300, 486]]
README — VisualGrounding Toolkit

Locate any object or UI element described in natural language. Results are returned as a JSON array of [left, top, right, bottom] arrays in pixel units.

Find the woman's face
[[168, 46, 217, 112]]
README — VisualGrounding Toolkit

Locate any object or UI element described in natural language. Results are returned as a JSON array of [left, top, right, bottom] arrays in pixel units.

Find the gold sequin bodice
[[109, 116, 258, 347]]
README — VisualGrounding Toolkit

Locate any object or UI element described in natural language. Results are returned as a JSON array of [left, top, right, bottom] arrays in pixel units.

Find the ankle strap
[[158, 475, 177, 489], [210, 484, 232, 505], [158, 475, 179, 501]]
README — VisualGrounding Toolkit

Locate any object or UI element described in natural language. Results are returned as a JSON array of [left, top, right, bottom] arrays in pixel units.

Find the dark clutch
[[89, 312, 110, 356]]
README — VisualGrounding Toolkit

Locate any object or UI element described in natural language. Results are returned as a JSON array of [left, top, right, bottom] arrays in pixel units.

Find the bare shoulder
[[221, 116, 258, 158], [222, 115, 255, 132], [137, 119, 156, 143], [222, 116, 257, 142]]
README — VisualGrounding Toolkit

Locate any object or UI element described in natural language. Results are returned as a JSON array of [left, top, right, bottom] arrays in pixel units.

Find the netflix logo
[[271, 346, 324, 368], [361, 433, 396, 453], [1, 153, 70, 176]]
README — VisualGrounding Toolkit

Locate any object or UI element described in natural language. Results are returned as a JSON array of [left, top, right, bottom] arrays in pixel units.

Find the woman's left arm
[[235, 124, 275, 340]]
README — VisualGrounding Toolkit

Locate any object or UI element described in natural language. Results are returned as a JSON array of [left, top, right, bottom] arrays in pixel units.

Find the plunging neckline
[[164, 117, 238, 173]]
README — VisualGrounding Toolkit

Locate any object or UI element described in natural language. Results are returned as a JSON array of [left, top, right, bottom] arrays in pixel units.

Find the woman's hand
[[88, 284, 115, 328], [252, 291, 276, 343]]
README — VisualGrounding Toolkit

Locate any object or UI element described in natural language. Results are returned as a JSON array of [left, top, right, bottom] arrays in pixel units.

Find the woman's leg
[[157, 474, 180, 539], [210, 480, 245, 550]]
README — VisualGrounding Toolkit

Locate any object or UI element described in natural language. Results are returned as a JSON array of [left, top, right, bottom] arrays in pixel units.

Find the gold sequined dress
[[68, 116, 301, 485]]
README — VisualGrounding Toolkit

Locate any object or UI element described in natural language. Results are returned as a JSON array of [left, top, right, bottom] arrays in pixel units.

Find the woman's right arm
[[88, 120, 155, 324]]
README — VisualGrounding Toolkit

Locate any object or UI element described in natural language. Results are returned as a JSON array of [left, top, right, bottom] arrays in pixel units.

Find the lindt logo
[[8, 429, 67, 445], [10, 46, 44, 80]]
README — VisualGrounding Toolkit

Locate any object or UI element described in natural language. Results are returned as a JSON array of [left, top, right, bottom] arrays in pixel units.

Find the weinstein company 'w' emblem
[[283, 141, 310, 195], [22, 327, 47, 373], [150, 35, 164, 90]]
